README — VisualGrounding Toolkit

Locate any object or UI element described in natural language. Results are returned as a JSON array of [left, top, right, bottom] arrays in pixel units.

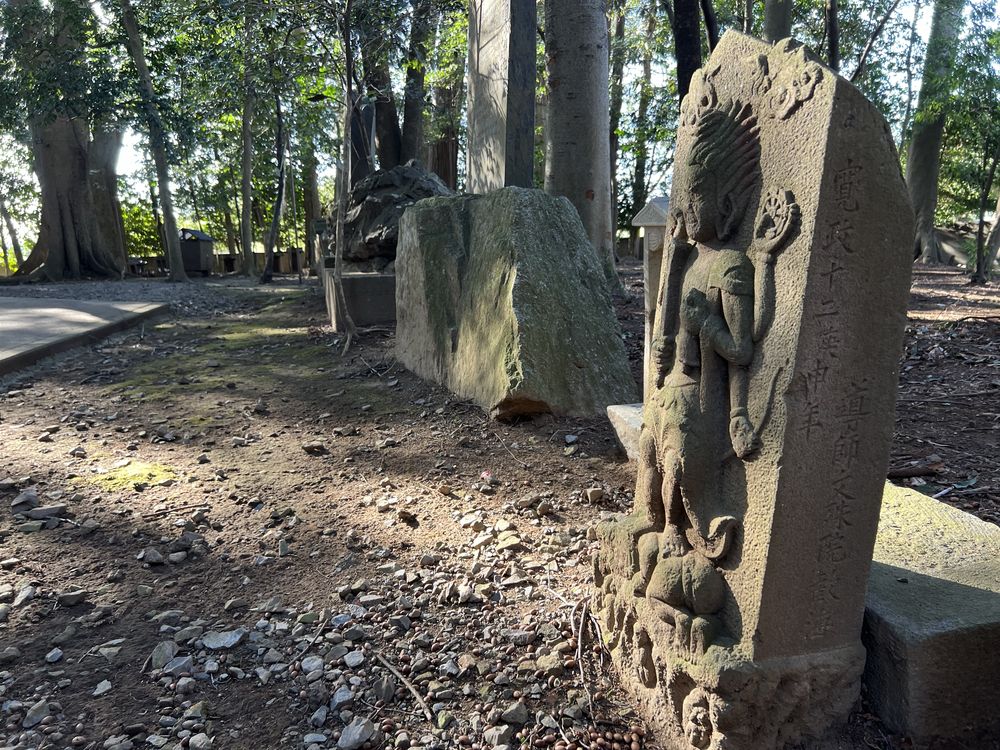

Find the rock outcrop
[[395, 187, 638, 419], [343, 162, 453, 268]]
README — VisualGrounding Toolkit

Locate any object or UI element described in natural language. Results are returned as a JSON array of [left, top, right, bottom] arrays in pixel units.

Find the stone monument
[[594, 31, 913, 748], [467, 0, 536, 193]]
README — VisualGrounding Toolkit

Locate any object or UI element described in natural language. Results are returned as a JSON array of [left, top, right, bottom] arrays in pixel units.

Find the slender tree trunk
[[544, 0, 620, 291], [240, 3, 257, 275], [120, 0, 186, 281], [631, 1, 657, 252], [0, 224, 8, 275], [303, 143, 323, 275], [609, 0, 627, 239], [672, 0, 703, 103], [851, 0, 905, 82], [898, 0, 923, 154], [701, 0, 719, 49], [763, 0, 793, 41], [401, 0, 433, 164], [743, 0, 753, 32], [826, 0, 839, 70], [906, 0, 963, 265], [972, 147, 1000, 283], [0, 199, 24, 266], [260, 89, 287, 284], [978, 193, 1000, 283]]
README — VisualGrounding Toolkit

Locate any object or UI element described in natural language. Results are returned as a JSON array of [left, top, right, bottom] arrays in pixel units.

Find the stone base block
[[594, 575, 864, 749], [865, 484, 1000, 746], [323, 269, 396, 331], [607, 403, 642, 461]]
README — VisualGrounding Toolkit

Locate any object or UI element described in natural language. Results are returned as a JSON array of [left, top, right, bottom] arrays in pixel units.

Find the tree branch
[[850, 0, 905, 82]]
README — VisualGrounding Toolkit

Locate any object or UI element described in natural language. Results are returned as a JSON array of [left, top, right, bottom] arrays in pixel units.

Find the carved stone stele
[[593, 31, 913, 749]]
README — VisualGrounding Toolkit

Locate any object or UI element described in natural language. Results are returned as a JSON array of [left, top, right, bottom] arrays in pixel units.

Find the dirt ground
[[0, 262, 997, 750]]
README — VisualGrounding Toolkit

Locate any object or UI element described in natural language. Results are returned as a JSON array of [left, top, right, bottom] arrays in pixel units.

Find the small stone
[[150, 641, 178, 670], [58, 590, 88, 607], [224, 597, 248, 611], [45, 647, 63, 663], [343, 650, 365, 668], [175, 677, 196, 694], [584, 487, 604, 502], [337, 717, 375, 749], [22, 699, 48, 728], [501, 701, 530, 725], [303, 441, 328, 455], [303, 734, 327, 745], [162, 655, 194, 676], [188, 732, 211, 749], [0, 646, 20, 664], [141, 548, 164, 565], [201, 629, 246, 650], [301, 655, 324, 673], [93, 679, 113, 696]]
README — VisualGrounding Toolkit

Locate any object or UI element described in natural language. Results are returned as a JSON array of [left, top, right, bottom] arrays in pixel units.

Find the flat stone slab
[[607, 403, 641, 461], [323, 270, 396, 331], [865, 483, 1000, 745], [0, 297, 166, 376]]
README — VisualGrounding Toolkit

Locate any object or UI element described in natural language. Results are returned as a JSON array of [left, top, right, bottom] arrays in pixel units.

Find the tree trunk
[[544, 0, 620, 291], [20, 116, 125, 280], [240, 3, 257, 275], [826, 0, 839, 70], [672, 0, 703, 103], [364, 56, 402, 170], [898, 0, 923, 153], [88, 125, 128, 272], [609, 0, 627, 238], [632, 0, 656, 226], [260, 91, 287, 284], [972, 149, 1000, 283], [0, 198, 24, 267], [906, 0, 963, 265], [701, 0, 719, 49], [119, 0, 186, 281], [978, 193, 1000, 283], [763, 0, 793, 41], [401, 0, 433, 164], [303, 143, 323, 275], [350, 100, 376, 186]]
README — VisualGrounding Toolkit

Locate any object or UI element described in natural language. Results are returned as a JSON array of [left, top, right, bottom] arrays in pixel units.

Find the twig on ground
[[492, 431, 529, 468], [297, 615, 330, 656], [141, 503, 210, 520], [374, 652, 434, 722]]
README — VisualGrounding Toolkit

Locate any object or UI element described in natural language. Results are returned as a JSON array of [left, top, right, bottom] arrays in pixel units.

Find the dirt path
[[2, 267, 997, 750]]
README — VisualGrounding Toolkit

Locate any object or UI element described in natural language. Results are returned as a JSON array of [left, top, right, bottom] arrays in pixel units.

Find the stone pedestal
[[594, 32, 913, 749], [323, 269, 396, 331], [865, 484, 1000, 746], [467, 0, 536, 193]]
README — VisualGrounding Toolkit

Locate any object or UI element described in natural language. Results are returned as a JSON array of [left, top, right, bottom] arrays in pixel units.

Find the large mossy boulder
[[395, 187, 639, 419]]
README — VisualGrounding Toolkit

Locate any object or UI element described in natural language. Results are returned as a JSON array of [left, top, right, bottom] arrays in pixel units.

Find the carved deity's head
[[682, 688, 716, 750], [673, 69, 761, 244]]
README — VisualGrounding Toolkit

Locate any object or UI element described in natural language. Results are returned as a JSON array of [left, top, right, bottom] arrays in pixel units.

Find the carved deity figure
[[599, 67, 799, 656]]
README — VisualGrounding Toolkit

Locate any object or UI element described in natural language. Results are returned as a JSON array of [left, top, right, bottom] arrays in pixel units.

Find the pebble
[[45, 647, 63, 663], [93, 679, 113, 696]]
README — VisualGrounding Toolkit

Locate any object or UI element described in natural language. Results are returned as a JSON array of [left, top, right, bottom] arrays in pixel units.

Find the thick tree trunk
[[609, 0, 627, 237], [350, 99, 376, 186], [544, 0, 619, 291], [906, 0, 963, 265], [672, 0, 703, 103], [763, 0, 793, 41], [0, 199, 24, 267], [120, 0, 186, 281], [401, 0, 433, 164], [364, 57, 402, 170], [898, 0, 923, 153], [701, 0, 719, 49], [21, 116, 124, 280], [89, 125, 128, 272]]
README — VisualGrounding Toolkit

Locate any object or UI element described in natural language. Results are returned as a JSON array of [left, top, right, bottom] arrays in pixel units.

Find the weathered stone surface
[[342, 162, 452, 266], [606, 403, 642, 461], [395, 187, 638, 419], [594, 32, 913, 749], [865, 483, 1000, 745], [467, 0, 536, 193]]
